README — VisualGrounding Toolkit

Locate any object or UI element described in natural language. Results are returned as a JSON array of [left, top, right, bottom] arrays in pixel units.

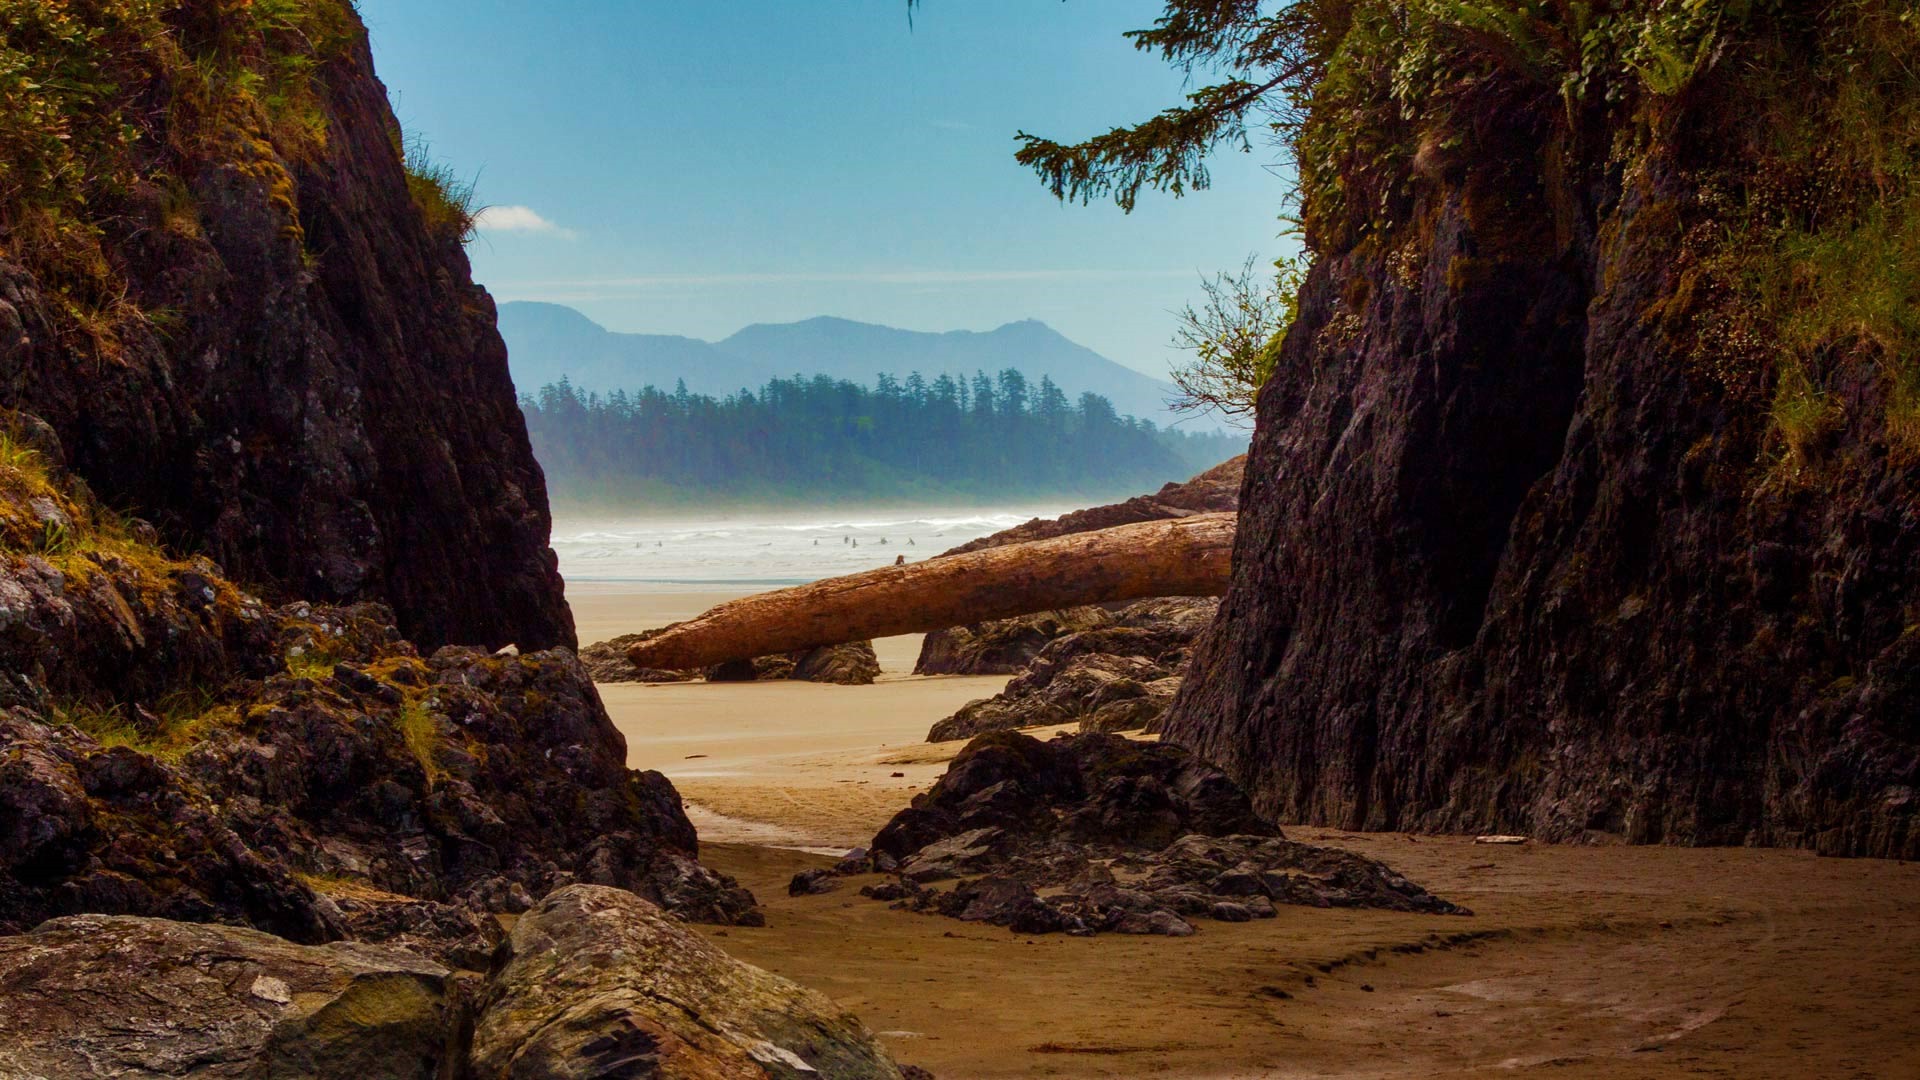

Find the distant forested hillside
[[498, 303, 1189, 428], [521, 371, 1244, 505]]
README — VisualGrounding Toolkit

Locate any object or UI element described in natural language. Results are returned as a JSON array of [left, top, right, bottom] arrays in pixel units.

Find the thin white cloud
[[474, 205, 578, 239], [496, 268, 1193, 291]]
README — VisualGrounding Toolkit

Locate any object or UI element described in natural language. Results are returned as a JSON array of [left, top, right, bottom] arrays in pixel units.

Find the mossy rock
[[0, 915, 465, 1079]]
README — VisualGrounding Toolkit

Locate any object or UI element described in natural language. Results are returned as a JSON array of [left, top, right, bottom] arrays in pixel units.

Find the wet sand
[[586, 582, 1920, 1079], [698, 838, 1920, 1079]]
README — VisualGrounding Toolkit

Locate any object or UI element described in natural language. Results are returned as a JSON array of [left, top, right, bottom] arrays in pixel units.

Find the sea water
[[550, 506, 1074, 586]]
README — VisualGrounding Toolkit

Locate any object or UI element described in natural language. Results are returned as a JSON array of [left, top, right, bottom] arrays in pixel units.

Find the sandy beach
[[575, 580, 1017, 848], [583, 582, 1920, 1079]]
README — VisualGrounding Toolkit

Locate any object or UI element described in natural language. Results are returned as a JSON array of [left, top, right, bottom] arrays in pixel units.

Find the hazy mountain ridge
[[500, 302, 1186, 425]]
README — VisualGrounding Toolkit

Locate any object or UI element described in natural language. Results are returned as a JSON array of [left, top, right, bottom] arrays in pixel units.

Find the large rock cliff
[[0, 0, 570, 651], [1165, 4, 1918, 859], [0, 0, 755, 952]]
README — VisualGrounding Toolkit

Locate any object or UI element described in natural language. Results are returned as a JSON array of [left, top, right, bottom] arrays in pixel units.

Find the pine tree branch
[[1013, 66, 1298, 212]]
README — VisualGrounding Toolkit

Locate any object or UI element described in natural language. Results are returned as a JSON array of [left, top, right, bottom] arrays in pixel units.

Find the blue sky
[[357, 0, 1296, 378]]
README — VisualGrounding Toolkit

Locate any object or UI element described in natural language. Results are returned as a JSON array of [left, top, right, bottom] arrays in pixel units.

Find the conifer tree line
[[520, 370, 1244, 503]]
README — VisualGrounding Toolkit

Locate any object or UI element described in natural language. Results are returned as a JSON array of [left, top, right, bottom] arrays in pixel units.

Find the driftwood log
[[626, 513, 1236, 672]]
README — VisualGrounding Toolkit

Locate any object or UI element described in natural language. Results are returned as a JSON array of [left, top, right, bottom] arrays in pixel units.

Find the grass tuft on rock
[[402, 136, 479, 245], [397, 693, 447, 788]]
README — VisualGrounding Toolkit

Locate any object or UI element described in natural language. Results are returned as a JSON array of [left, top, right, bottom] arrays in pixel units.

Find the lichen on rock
[[0, 914, 468, 1080], [471, 885, 906, 1079]]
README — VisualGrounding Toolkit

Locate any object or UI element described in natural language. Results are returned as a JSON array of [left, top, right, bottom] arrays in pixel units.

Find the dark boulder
[[0, 563, 759, 944], [706, 641, 881, 685], [0, 708, 341, 944], [788, 868, 841, 896], [914, 607, 1112, 676], [790, 640, 883, 685], [926, 602, 1216, 742], [871, 806, 963, 862], [857, 731, 1462, 935]]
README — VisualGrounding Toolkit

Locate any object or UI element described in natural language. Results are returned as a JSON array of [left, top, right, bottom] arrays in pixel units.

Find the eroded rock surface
[[0, 914, 466, 1079], [472, 885, 906, 1079], [850, 731, 1462, 936]]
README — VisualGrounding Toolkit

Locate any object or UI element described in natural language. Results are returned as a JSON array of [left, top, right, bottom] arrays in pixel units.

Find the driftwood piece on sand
[[626, 513, 1236, 672]]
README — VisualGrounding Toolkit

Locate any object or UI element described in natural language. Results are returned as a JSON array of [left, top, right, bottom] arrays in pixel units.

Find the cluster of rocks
[[925, 597, 1218, 741], [805, 731, 1465, 937], [0, 530, 759, 956], [0, 886, 909, 1079], [0, 486, 920, 1073], [582, 634, 882, 686]]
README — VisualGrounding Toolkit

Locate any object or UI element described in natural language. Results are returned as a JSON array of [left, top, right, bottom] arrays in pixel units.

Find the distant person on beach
[[895, 555, 906, 566]]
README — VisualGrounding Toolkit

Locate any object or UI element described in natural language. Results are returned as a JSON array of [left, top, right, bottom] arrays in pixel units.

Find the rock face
[[0, 914, 467, 1079], [851, 731, 1462, 936], [1163, 27, 1919, 859], [472, 885, 906, 1079], [0, 0, 761, 975], [927, 598, 1217, 742], [0, 2, 571, 651]]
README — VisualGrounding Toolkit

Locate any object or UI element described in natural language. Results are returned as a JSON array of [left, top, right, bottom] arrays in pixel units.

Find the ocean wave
[[550, 505, 1067, 583]]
